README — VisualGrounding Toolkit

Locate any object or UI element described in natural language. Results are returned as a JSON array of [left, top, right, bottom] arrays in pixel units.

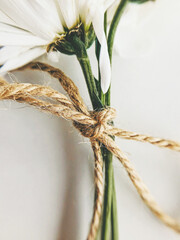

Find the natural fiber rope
[[1, 62, 180, 238], [107, 128, 180, 151], [89, 140, 104, 240], [19, 62, 89, 116]]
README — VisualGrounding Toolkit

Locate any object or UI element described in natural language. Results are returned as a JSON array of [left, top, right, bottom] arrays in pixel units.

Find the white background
[[0, 0, 180, 239]]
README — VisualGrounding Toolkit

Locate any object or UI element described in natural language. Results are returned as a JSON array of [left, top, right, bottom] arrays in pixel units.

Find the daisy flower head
[[0, 0, 115, 92]]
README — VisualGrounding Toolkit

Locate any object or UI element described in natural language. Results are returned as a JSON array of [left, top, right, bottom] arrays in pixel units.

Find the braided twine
[[0, 62, 180, 239]]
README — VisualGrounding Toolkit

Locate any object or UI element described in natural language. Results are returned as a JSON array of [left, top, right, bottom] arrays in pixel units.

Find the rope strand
[[106, 127, 180, 152], [88, 140, 104, 240]]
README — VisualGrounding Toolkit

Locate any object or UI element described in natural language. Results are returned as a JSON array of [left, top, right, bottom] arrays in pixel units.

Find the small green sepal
[[53, 23, 96, 56]]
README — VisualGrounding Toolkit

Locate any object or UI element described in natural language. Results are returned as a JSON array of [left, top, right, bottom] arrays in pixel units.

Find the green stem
[[70, 34, 99, 109], [111, 174, 118, 239], [102, 1, 129, 239], [101, 148, 113, 240], [101, 129, 118, 240]]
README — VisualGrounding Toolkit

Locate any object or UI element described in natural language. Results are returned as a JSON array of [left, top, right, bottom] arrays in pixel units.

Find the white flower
[[0, 0, 115, 93]]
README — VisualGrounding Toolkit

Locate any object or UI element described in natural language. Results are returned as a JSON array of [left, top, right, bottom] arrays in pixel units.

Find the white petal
[[0, 46, 29, 64], [27, 0, 64, 34], [0, 22, 26, 33], [0, 9, 16, 25], [0, 24, 48, 46], [92, 8, 111, 93], [0, 0, 56, 40], [0, 47, 46, 73], [55, 0, 79, 29], [78, 0, 95, 27], [99, 37, 111, 93]]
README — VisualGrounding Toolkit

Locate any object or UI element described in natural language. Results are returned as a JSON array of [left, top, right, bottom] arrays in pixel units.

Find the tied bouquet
[[0, 0, 180, 239]]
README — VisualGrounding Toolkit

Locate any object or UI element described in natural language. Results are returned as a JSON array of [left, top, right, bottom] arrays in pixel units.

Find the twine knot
[[74, 107, 116, 139]]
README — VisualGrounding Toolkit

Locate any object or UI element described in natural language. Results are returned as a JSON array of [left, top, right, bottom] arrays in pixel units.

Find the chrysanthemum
[[0, 0, 115, 92]]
